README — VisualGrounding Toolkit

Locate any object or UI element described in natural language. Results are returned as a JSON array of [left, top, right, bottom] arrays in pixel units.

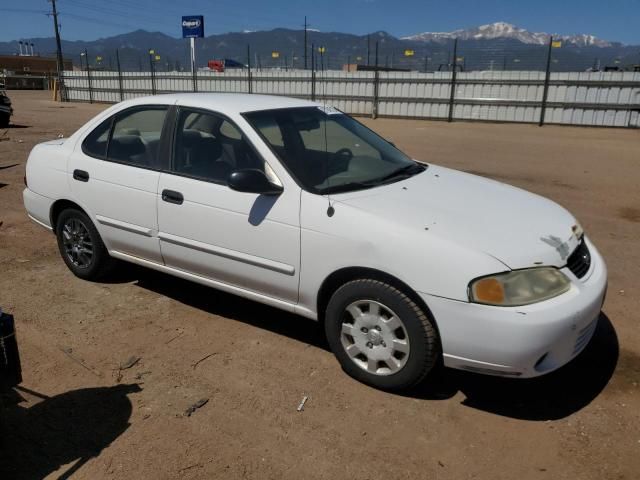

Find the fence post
[[85, 49, 94, 104], [311, 43, 316, 101], [192, 61, 197, 93], [149, 52, 156, 95], [116, 49, 124, 102], [539, 36, 553, 126], [247, 44, 252, 94], [372, 41, 379, 119], [447, 38, 458, 122]]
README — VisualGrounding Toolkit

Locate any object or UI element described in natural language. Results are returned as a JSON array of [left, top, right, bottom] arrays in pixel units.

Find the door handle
[[161, 189, 184, 205], [73, 169, 89, 182]]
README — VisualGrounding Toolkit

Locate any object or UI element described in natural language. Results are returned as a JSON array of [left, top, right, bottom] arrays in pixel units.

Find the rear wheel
[[0, 113, 9, 128], [325, 279, 440, 391], [55, 208, 114, 280]]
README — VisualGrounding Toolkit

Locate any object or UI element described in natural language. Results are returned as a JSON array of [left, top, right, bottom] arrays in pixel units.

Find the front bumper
[[421, 237, 607, 378]]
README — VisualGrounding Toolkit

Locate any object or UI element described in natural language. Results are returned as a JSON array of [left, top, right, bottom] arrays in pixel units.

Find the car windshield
[[244, 106, 425, 194]]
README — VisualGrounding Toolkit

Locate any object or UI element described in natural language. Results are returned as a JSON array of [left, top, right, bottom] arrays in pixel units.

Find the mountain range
[[402, 22, 616, 48], [0, 22, 637, 73]]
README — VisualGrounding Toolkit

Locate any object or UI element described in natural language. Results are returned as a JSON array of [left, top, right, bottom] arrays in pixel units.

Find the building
[[0, 55, 72, 76], [0, 55, 73, 90]]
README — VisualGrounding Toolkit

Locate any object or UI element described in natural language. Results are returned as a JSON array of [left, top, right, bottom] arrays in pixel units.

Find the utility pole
[[304, 16, 309, 70], [49, 0, 65, 100], [367, 34, 370, 66]]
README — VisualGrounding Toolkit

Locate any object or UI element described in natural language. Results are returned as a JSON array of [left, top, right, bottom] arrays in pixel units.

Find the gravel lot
[[1, 90, 638, 479]]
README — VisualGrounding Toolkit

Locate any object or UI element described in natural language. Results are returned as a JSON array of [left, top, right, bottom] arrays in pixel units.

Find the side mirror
[[227, 169, 283, 195]]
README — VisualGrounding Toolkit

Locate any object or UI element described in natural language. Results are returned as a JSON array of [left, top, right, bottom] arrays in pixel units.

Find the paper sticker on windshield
[[317, 105, 342, 115]]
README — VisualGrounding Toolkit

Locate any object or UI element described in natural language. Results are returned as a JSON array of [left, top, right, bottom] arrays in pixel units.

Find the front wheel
[[55, 208, 114, 280], [325, 279, 440, 391]]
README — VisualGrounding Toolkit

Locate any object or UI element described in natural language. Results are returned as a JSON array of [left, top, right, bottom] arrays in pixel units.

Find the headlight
[[469, 267, 571, 306]]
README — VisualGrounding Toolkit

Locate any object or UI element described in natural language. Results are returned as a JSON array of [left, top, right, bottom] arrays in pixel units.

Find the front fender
[[298, 190, 506, 318]]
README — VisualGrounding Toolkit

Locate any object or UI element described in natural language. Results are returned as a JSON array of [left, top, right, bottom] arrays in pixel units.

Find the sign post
[[182, 15, 204, 92]]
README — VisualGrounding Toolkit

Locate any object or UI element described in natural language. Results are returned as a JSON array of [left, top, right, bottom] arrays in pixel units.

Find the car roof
[[120, 93, 320, 115]]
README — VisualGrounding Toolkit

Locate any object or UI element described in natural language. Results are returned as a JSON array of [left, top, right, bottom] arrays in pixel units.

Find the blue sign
[[182, 16, 204, 38]]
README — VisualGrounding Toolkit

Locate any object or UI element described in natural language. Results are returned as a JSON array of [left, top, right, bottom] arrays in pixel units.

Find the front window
[[173, 108, 266, 184], [244, 107, 425, 194]]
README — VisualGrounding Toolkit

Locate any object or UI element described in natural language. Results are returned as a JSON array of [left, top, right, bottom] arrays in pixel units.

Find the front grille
[[567, 240, 591, 279]]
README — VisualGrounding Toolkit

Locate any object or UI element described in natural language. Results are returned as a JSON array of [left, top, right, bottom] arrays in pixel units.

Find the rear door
[[68, 105, 170, 263], [156, 107, 301, 304]]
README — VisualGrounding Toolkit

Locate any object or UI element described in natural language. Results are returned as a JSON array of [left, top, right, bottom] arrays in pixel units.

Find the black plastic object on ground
[[0, 309, 22, 390]]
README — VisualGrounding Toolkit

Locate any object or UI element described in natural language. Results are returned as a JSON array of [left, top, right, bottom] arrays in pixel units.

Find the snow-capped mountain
[[402, 22, 613, 47]]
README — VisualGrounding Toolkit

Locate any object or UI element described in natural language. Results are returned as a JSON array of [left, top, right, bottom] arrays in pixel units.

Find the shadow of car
[[127, 265, 618, 421]]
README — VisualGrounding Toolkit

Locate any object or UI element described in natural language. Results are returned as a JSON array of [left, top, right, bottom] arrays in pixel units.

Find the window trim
[[80, 104, 171, 172], [167, 106, 274, 188]]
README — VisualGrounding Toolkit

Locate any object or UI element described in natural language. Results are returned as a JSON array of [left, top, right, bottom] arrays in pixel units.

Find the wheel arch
[[50, 199, 89, 231], [316, 266, 441, 338]]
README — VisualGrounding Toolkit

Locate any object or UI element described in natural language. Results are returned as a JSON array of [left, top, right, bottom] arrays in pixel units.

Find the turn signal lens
[[469, 267, 571, 307], [472, 278, 505, 304]]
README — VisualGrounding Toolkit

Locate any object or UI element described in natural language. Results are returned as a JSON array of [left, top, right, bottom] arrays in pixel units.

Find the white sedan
[[23, 94, 607, 390]]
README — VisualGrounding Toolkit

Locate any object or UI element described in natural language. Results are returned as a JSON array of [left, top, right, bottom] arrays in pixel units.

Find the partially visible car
[[0, 308, 22, 392], [22, 93, 607, 391], [0, 87, 12, 128]]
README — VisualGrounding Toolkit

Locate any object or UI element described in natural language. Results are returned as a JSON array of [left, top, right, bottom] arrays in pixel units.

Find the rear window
[[81, 106, 168, 169]]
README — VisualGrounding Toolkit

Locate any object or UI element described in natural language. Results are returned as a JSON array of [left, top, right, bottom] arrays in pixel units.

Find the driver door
[[156, 107, 301, 304]]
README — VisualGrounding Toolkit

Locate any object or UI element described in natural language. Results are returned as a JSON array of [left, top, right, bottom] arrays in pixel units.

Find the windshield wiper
[[317, 163, 426, 195], [317, 181, 376, 195], [368, 162, 426, 185]]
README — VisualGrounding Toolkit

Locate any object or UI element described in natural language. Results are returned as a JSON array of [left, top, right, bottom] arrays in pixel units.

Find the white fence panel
[[62, 69, 640, 127]]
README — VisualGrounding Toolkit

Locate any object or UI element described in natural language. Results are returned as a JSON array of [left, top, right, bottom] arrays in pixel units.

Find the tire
[[325, 279, 440, 391], [0, 114, 9, 129], [55, 208, 114, 280]]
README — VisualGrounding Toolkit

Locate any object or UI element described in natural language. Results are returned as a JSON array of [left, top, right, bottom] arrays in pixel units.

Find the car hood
[[333, 164, 580, 269]]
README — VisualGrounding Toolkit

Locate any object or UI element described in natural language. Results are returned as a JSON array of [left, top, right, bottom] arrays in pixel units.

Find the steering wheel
[[333, 148, 353, 162]]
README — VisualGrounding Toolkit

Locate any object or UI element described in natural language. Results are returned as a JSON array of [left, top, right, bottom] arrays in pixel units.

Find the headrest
[[119, 128, 141, 136], [109, 134, 146, 158], [181, 129, 204, 147], [181, 130, 222, 161]]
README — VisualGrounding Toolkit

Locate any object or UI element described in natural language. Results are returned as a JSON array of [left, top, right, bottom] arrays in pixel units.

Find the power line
[[0, 7, 48, 14]]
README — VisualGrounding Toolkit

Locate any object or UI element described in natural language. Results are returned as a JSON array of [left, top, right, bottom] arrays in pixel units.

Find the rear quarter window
[[81, 118, 112, 158]]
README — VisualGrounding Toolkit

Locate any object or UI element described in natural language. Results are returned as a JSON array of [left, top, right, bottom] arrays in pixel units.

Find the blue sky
[[1, 0, 640, 44]]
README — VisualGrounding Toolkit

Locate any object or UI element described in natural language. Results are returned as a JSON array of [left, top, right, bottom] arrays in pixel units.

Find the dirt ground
[[0, 90, 638, 480]]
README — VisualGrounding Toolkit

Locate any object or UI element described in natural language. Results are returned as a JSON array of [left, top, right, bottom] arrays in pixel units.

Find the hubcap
[[340, 300, 410, 376], [61, 218, 94, 269]]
